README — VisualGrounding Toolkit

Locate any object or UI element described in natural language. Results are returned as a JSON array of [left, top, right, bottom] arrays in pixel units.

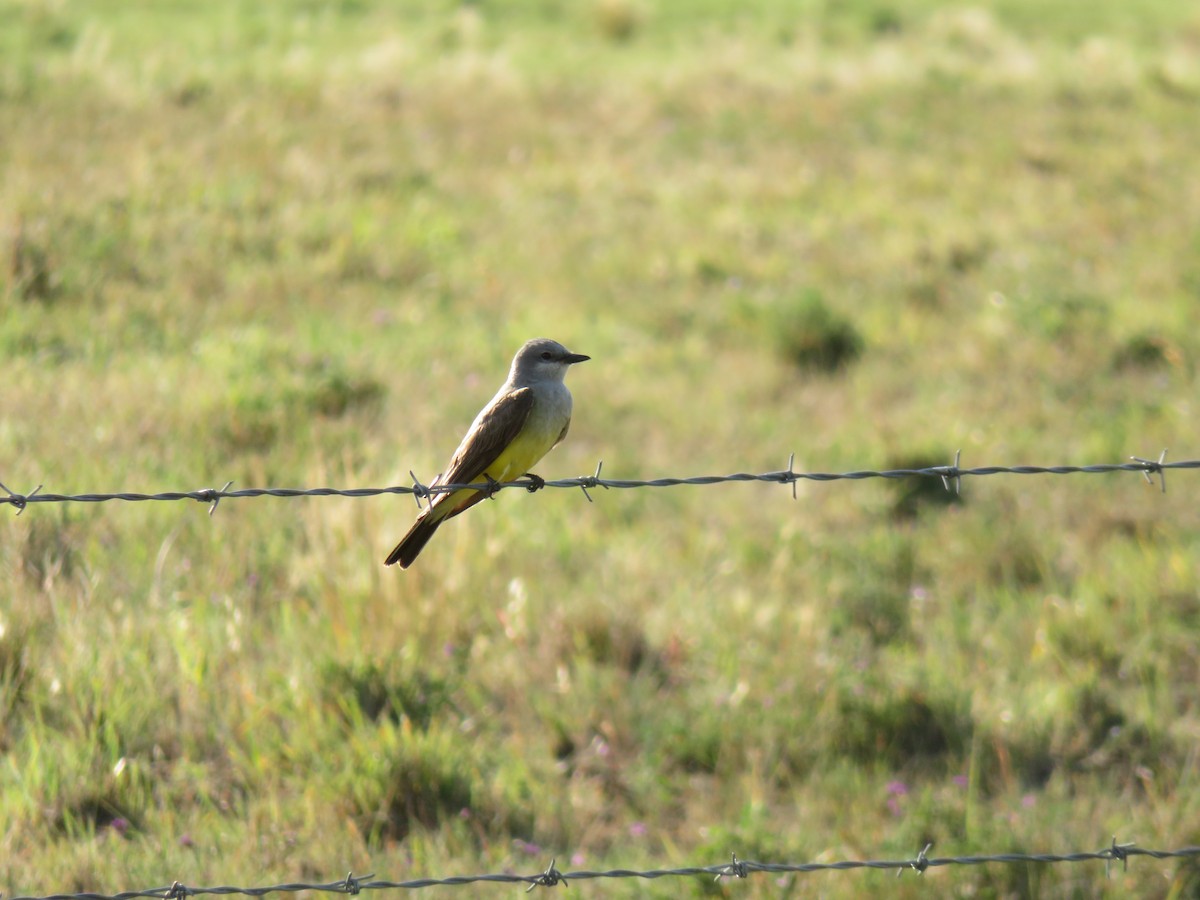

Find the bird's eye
[[540, 351, 553, 360]]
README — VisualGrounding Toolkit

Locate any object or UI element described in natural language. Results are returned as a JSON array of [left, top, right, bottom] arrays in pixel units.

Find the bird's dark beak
[[564, 352, 590, 364]]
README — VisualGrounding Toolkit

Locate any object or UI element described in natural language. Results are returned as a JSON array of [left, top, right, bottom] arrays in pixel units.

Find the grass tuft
[[1111, 332, 1182, 371], [318, 659, 456, 731], [338, 725, 532, 845], [0, 619, 36, 750], [767, 290, 865, 373], [20, 512, 80, 590], [831, 688, 971, 769], [593, 0, 641, 42], [6, 219, 59, 303]]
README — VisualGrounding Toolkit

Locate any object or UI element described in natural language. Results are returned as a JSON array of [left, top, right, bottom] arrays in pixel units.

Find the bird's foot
[[524, 472, 546, 493]]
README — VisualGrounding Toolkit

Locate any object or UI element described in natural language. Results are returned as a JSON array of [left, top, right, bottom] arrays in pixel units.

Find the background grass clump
[[3, 0, 1200, 897]]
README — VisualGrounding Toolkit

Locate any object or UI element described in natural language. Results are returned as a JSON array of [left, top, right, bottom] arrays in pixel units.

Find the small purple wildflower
[[886, 780, 908, 818], [514, 839, 542, 856]]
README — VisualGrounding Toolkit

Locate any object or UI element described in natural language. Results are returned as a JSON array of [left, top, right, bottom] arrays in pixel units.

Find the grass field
[[3, 1, 1200, 896]]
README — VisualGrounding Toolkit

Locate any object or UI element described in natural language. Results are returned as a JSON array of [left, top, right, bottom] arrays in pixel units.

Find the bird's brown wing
[[439, 387, 536, 489], [386, 388, 537, 567]]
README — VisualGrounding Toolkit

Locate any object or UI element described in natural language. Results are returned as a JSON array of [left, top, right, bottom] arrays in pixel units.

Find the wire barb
[[1104, 836, 1136, 878], [576, 460, 606, 503], [340, 872, 371, 895], [939, 449, 963, 494], [525, 859, 566, 892], [715, 853, 749, 881], [164, 882, 188, 900], [199, 481, 234, 516], [409, 471, 430, 509], [1130, 449, 1168, 493], [898, 843, 933, 877], [0, 479, 42, 516], [482, 474, 502, 500]]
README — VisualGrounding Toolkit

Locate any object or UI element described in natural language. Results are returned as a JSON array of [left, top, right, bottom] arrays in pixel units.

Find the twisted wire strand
[[0, 453, 1193, 513], [7, 842, 1200, 899]]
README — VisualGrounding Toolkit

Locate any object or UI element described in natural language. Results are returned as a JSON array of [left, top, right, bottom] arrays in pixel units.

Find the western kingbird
[[385, 338, 590, 568]]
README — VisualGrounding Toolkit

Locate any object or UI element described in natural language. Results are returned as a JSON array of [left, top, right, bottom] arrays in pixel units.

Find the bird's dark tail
[[385, 516, 442, 568]]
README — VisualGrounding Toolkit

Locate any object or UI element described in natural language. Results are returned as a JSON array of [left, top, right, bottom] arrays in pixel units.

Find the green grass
[[3, 0, 1200, 896]]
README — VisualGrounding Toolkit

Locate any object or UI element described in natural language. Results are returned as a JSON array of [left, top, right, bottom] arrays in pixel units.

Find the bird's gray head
[[509, 338, 589, 386]]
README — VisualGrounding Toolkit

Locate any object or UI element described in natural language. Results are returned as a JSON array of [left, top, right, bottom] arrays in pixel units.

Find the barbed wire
[[6, 839, 1200, 899], [0, 450, 1193, 516]]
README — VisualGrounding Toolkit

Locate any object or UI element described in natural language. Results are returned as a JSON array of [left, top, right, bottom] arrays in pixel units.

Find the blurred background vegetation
[[2, 0, 1200, 896]]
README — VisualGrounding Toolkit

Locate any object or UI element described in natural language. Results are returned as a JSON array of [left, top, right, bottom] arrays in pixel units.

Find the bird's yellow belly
[[439, 415, 562, 517], [483, 422, 558, 483]]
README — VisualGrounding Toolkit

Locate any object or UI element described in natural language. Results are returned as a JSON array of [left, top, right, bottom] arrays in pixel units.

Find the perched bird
[[385, 338, 590, 568]]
